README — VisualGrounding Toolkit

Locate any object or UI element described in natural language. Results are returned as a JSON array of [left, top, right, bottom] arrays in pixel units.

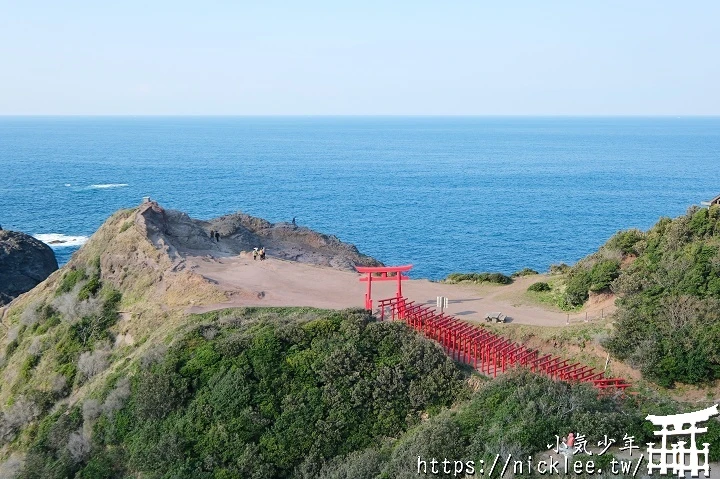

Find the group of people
[[207, 227, 267, 261]]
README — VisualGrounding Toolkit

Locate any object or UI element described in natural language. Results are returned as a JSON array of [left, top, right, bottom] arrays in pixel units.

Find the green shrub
[[89, 255, 101, 275], [57, 269, 87, 295], [606, 229, 645, 255], [689, 208, 713, 237], [564, 260, 620, 307], [56, 363, 78, 387], [445, 272, 512, 285], [78, 276, 101, 301], [101, 288, 122, 310], [20, 354, 41, 380], [511, 268, 539, 277], [549, 263, 570, 274], [6, 338, 20, 357], [35, 315, 61, 335], [67, 287, 122, 347], [26, 389, 58, 414], [527, 281, 551, 292], [41, 303, 58, 321], [588, 259, 621, 292], [76, 451, 121, 479], [564, 270, 592, 306], [55, 328, 83, 371]]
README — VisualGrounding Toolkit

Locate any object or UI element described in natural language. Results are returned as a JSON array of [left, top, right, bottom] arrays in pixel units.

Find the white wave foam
[[34, 234, 89, 248], [89, 183, 129, 189]]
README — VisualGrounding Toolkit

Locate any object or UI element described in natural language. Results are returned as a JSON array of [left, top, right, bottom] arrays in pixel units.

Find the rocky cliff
[[137, 201, 383, 270], [0, 231, 58, 306]]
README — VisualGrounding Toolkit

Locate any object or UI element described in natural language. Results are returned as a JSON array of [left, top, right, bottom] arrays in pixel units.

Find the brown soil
[[186, 258, 581, 327]]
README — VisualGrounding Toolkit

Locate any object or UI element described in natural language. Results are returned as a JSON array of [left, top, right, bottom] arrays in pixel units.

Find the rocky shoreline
[[0, 230, 58, 306]]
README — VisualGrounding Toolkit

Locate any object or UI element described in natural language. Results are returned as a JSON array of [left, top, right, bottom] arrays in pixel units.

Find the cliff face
[[0, 231, 58, 306], [137, 201, 383, 270]]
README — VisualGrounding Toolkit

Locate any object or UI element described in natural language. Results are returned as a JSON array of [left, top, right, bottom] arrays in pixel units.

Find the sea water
[[1, 116, 718, 279]]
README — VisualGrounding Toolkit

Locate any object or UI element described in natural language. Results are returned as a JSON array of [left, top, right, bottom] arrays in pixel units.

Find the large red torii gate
[[355, 265, 412, 310]]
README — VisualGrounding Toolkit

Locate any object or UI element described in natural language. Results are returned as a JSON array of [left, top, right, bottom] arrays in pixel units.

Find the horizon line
[[1, 114, 720, 118]]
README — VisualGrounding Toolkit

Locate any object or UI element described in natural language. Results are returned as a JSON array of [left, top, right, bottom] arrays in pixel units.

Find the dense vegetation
[[315, 372, 720, 479], [7, 305, 718, 478], [12, 308, 466, 478], [0, 260, 122, 450], [4, 299, 720, 477], [444, 272, 512, 285], [603, 206, 720, 386], [562, 206, 720, 385]]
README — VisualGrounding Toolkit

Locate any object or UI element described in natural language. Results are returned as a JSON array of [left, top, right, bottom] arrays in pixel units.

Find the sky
[[0, 1, 718, 115]]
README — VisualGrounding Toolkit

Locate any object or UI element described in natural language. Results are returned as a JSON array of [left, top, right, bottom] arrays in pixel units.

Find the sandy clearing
[[184, 254, 609, 328]]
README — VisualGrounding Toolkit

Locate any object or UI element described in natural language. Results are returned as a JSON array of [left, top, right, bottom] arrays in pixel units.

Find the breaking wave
[[88, 183, 129, 189], [34, 234, 89, 248]]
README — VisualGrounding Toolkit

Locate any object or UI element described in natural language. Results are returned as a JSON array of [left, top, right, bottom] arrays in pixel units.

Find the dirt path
[[185, 254, 611, 328]]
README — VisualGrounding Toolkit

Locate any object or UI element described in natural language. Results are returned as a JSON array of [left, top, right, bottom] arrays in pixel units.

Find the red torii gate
[[355, 265, 412, 310], [355, 272, 631, 392]]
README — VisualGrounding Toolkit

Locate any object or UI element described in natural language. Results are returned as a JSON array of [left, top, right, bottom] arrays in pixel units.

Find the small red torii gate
[[355, 265, 412, 310]]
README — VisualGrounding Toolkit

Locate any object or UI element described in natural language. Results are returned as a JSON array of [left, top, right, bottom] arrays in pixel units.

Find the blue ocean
[[1, 117, 718, 279]]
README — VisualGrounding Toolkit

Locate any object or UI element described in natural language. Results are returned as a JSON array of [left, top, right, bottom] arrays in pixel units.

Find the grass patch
[[511, 267, 539, 277], [521, 276, 582, 312], [445, 272, 512, 285], [119, 220, 133, 233]]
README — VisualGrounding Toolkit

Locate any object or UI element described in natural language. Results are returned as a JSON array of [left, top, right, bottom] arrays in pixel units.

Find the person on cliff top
[[215, 231, 220, 242], [253, 248, 258, 260], [210, 229, 215, 242], [292, 217, 296, 226], [260, 248, 266, 260]]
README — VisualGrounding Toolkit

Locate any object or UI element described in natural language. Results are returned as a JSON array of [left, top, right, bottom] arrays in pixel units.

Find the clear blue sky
[[1, 1, 718, 115]]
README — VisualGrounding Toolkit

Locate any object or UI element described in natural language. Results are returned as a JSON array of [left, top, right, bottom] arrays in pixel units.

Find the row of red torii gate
[[355, 264, 631, 392]]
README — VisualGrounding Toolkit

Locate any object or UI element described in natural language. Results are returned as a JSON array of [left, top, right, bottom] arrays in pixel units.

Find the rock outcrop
[[0, 230, 58, 305], [136, 201, 383, 270]]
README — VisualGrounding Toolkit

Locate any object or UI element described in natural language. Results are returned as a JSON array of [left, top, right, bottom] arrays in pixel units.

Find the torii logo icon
[[646, 404, 718, 477]]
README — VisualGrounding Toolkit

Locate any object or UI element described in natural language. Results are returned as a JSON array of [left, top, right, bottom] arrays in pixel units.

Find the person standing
[[259, 247, 266, 261], [210, 229, 215, 242], [253, 248, 258, 261], [215, 231, 220, 242]]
